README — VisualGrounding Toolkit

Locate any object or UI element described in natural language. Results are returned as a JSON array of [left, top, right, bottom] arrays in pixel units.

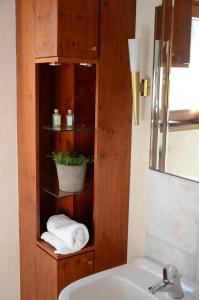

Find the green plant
[[52, 152, 87, 166]]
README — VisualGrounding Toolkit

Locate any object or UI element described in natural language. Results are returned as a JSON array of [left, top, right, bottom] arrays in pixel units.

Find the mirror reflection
[[150, 0, 199, 181]]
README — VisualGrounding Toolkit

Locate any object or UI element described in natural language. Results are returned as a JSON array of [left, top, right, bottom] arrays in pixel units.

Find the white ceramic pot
[[56, 163, 87, 192]]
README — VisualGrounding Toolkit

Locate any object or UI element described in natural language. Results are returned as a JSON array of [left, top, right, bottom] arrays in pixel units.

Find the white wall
[[128, 0, 161, 261], [0, 1, 20, 299]]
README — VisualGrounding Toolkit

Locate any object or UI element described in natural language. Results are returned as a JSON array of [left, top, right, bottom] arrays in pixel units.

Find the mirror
[[150, 0, 199, 181]]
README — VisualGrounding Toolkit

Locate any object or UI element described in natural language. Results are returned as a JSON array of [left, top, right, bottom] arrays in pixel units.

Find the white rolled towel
[[41, 232, 76, 255], [47, 214, 89, 251]]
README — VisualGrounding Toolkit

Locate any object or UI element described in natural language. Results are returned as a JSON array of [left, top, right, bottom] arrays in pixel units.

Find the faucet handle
[[163, 266, 168, 281], [163, 265, 181, 282]]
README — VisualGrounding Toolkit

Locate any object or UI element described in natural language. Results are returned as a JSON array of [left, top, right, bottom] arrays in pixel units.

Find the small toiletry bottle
[[52, 109, 61, 130], [66, 109, 74, 128]]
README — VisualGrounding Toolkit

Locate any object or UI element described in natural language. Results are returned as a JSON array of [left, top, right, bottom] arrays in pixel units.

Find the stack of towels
[[41, 214, 89, 254]]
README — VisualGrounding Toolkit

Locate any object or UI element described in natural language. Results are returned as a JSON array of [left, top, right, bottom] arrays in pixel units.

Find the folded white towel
[[41, 232, 76, 255], [47, 214, 89, 251]]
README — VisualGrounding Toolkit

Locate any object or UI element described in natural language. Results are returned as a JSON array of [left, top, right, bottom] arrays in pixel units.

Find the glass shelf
[[43, 124, 94, 132], [41, 176, 93, 198]]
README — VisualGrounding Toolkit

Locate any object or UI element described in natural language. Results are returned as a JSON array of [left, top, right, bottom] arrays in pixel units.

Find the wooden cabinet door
[[57, 251, 94, 295], [37, 246, 94, 300], [57, 0, 99, 59], [35, 0, 99, 59]]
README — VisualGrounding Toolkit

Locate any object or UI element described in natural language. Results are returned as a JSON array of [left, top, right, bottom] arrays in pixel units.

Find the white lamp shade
[[128, 39, 141, 72]]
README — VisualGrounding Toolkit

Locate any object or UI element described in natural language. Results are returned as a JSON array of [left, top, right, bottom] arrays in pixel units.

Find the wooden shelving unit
[[37, 61, 96, 260], [16, 0, 136, 299]]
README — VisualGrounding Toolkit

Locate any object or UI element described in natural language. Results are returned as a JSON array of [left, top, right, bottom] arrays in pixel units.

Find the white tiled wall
[[146, 170, 199, 282]]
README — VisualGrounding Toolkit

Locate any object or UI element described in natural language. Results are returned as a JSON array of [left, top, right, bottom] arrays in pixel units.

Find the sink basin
[[59, 258, 199, 300], [68, 276, 155, 300]]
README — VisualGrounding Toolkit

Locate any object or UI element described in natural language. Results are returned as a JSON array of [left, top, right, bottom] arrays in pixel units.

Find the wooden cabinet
[[16, 0, 135, 299], [37, 246, 94, 300], [35, 0, 99, 59], [57, 251, 94, 293]]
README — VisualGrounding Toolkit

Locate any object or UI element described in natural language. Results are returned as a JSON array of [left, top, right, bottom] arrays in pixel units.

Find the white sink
[[59, 258, 199, 300], [67, 276, 155, 300]]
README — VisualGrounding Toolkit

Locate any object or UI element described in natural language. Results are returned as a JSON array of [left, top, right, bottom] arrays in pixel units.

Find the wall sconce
[[128, 39, 151, 125]]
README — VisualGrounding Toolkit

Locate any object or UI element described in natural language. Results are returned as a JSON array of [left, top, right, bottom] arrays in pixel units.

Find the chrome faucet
[[148, 264, 184, 299]]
